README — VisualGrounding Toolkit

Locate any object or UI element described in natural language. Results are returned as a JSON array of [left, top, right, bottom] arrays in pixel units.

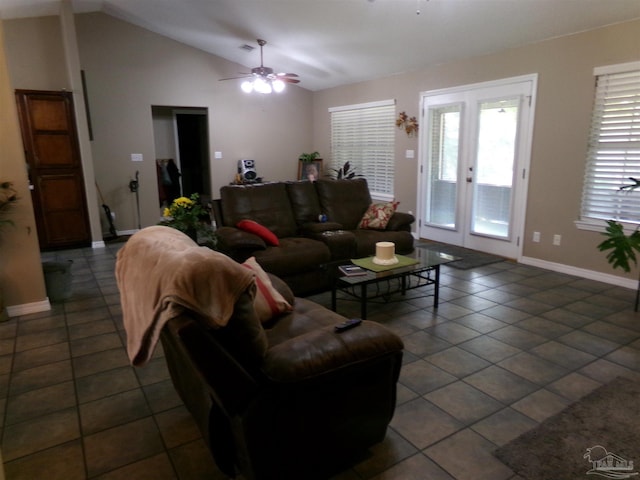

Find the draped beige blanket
[[115, 226, 255, 366]]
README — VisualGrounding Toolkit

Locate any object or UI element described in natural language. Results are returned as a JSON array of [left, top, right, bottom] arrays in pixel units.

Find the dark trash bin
[[43, 260, 73, 302]]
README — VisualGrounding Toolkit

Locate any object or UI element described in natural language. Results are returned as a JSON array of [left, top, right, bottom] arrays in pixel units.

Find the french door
[[418, 76, 537, 259]]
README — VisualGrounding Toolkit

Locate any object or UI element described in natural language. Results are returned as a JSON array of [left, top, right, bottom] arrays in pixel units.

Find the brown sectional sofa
[[213, 178, 415, 295], [116, 226, 404, 480]]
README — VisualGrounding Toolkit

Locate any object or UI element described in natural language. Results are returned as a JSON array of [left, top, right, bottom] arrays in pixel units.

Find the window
[[580, 62, 640, 229], [329, 100, 395, 199]]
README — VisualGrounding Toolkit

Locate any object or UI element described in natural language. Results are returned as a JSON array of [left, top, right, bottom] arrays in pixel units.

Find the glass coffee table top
[[332, 249, 460, 319]]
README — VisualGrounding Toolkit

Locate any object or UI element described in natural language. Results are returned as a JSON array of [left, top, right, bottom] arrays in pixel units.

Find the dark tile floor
[[1, 242, 640, 479]]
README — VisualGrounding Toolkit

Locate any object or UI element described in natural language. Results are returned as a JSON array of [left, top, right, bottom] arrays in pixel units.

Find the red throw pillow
[[236, 219, 279, 246], [242, 257, 293, 323], [358, 201, 400, 229]]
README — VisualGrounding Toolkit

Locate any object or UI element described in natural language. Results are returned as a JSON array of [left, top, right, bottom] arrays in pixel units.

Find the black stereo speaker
[[238, 159, 257, 181]]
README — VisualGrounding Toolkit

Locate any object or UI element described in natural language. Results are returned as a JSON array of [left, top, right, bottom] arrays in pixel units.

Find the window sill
[[575, 218, 640, 234]]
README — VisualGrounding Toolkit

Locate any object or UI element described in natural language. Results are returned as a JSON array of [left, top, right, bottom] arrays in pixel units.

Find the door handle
[[466, 177, 473, 183]]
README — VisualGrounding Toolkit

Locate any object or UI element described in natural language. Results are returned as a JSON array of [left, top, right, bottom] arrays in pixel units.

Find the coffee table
[[331, 249, 459, 319]]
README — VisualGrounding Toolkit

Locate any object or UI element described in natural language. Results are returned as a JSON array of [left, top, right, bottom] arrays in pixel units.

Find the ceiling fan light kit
[[222, 39, 299, 94]]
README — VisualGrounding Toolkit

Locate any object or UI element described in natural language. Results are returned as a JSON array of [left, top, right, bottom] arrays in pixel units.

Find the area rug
[[415, 242, 504, 270], [494, 376, 640, 480]]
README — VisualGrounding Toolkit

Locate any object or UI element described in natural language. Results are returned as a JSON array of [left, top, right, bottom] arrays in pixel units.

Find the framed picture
[[298, 159, 323, 181]]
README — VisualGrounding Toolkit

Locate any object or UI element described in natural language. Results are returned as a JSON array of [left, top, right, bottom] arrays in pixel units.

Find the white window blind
[[329, 100, 395, 199], [580, 62, 640, 225]]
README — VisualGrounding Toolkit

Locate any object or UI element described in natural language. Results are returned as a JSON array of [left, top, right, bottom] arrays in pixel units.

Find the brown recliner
[[117, 227, 404, 480], [160, 274, 404, 480]]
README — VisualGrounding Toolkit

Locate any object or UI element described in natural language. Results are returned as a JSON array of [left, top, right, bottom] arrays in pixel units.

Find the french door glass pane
[[471, 98, 519, 238], [426, 104, 461, 228]]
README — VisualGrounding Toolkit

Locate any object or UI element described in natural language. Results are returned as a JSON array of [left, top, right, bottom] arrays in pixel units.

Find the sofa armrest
[[267, 273, 295, 306], [262, 321, 403, 382], [386, 211, 415, 231], [216, 226, 267, 251]]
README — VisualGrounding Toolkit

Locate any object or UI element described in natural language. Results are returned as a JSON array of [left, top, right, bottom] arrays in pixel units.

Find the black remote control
[[334, 318, 362, 333]]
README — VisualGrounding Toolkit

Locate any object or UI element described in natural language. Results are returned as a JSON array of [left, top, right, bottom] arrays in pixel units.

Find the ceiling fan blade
[[219, 74, 252, 81], [280, 77, 300, 84]]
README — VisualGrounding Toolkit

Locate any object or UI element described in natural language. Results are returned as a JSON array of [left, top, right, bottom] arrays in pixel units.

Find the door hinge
[[517, 236, 520, 246], [522, 168, 526, 179], [527, 95, 532, 107]]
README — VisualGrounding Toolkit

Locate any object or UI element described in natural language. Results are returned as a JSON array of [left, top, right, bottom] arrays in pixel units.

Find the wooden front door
[[16, 90, 91, 250]]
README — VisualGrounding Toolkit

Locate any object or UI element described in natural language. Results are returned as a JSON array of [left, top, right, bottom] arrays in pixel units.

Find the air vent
[[240, 44, 255, 52]]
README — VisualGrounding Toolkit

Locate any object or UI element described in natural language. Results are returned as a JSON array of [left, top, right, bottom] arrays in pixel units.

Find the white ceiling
[[1, 0, 639, 91]]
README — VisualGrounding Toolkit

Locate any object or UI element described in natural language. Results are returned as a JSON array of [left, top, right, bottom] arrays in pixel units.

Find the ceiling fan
[[220, 39, 300, 94]]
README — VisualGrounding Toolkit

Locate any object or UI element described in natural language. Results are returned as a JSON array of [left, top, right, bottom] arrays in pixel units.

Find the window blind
[[581, 62, 640, 224], [329, 100, 395, 198]]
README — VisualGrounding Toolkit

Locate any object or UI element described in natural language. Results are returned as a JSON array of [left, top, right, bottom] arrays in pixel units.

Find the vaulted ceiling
[[1, 0, 639, 91]]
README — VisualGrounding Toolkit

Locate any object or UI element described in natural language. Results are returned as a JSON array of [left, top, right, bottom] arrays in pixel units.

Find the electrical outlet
[[131, 153, 143, 162], [553, 234, 561, 246], [533, 231, 540, 243], [214, 151, 222, 159]]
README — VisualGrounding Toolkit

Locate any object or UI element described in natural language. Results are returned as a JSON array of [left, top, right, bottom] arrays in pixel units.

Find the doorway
[[151, 106, 210, 207], [418, 75, 537, 260]]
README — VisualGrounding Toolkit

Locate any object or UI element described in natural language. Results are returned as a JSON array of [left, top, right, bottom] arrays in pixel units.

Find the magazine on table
[[339, 264, 368, 276]]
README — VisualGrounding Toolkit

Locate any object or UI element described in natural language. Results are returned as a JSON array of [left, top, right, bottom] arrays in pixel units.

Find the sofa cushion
[[242, 257, 292, 323], [220, 183, 298, 238], [358, 201, 399, 230], [286, 181, 323, 226], [251, 237, 331, 278], [237, 219, 279, 246], [262, 298, 404, 382], [315, 178, 372, 230]]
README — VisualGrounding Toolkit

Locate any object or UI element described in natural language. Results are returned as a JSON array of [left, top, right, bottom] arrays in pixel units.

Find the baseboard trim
[[520, 256, 637, 290], [6, 298, 51, 318]]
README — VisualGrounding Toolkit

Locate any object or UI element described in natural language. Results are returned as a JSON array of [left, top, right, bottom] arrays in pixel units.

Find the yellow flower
[[163, 207, 171, 217], [174, 197, 192, 208]]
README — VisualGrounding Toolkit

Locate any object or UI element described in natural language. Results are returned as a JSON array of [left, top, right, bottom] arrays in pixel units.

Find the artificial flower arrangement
[[396, 111, 419, 137], [159, 193, 216, 247]]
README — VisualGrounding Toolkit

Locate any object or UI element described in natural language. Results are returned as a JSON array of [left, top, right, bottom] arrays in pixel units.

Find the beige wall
[[73, 12, 313, 231], [0, 21, 47, 311], [3, 16, 68, 90], [312, 19, 640, 280]]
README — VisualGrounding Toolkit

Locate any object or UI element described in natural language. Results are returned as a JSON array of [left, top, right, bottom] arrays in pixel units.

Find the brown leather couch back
[[220, 183, 298, 238], [315, 178, 372, 230], [286, 181, 322, 226]]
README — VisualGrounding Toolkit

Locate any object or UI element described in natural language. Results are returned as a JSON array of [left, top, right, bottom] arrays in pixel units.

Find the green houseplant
[[159, 193, 216, 248], [1, 181, 18, 321], [596, 178, 640, 311], [0, 181, 18, 231], [327, 161, 361, 180], [298, 151, 320, 163]]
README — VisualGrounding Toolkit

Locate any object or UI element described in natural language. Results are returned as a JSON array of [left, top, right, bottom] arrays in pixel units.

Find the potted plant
[[0, 181, 18, 321], [299, 151, 320, 163], [597, 178, 640, 311], [159, 193, 216, 248], [0, 181, 18, 231], [327, 161, 361, 180]]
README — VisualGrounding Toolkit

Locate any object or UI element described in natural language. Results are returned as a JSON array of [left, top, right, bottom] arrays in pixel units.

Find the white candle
[[376, 242, 395, 260], [373, 241, 399, 265]]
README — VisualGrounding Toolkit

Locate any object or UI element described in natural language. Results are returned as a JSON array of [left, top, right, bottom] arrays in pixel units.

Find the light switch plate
[[405, 149, 415, 159]]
